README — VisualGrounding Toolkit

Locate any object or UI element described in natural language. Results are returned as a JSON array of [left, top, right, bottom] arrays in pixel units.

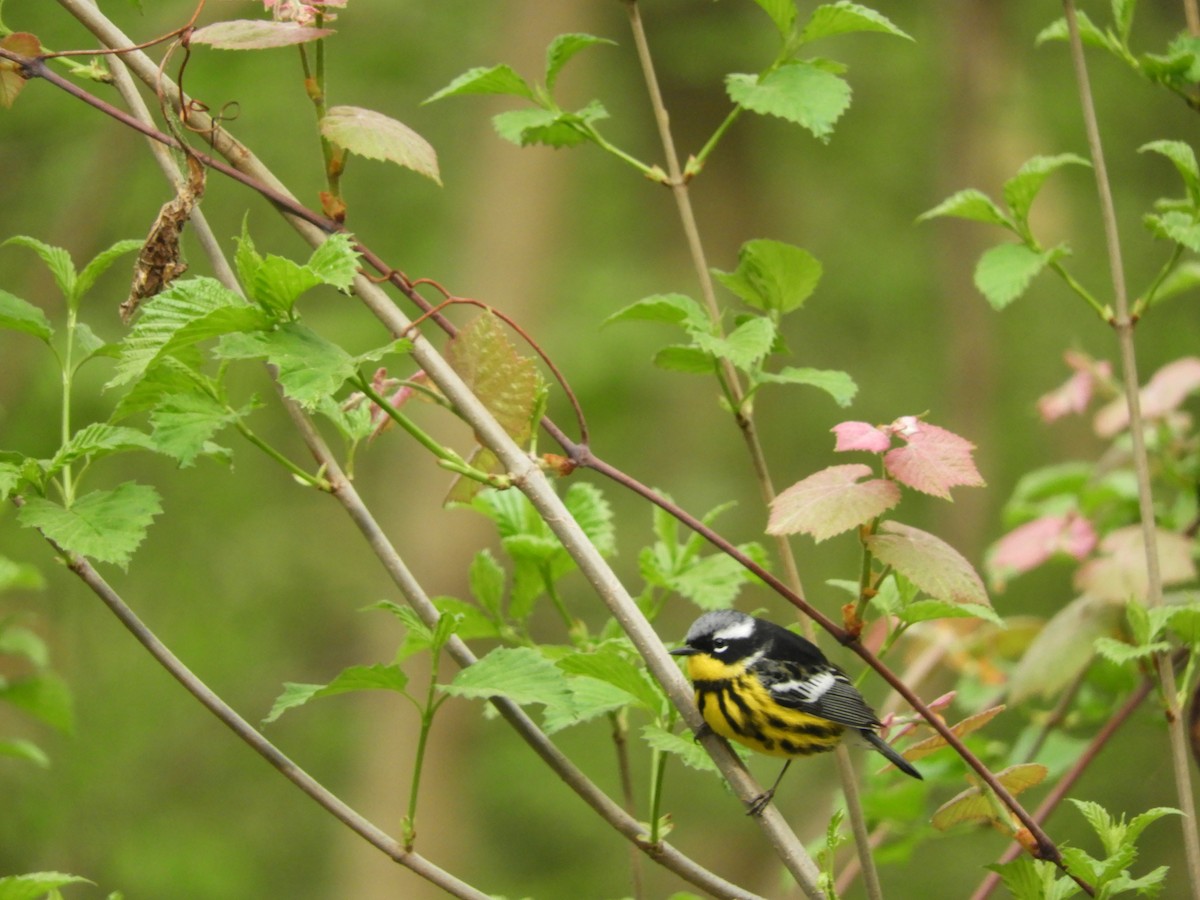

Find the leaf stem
[[233, 419, 329, 489]]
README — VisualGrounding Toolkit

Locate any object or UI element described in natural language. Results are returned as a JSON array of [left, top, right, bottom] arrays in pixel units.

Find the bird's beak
[[669, 646, 697, 657]]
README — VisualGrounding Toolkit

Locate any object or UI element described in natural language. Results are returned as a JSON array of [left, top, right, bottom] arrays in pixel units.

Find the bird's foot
[[746, 789, 775, 817]]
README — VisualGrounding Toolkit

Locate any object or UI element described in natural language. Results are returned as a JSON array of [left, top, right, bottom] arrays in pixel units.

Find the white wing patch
[[770, 670, 837, 704]]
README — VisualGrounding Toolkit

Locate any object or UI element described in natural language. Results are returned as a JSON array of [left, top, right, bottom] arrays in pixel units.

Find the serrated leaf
[[445, 312, 542, 444], [557, 644, 661, 713], [768, 464, 900, 541], [641, 723, 721, 773], [442, 647, 572, 708], [917, 188, 1012, 228], [754, 366, 857, 407], [667, 543, 768, 610], [883, 421, 985, 499], [1144, 210, 1200, 253], [263, 663, 409, 724], [800, 2, 912, 43], [541, 675, 634, 734], [321, 106, 440, 185], [711, 239, 822, 314], [0, 872, 94, 900], [3, 235, 76, 302], [1002, 154, 1090, 226], [545, 33, 615, 91], [76, 238, 142, 301], [216, 323, 358, 409], [109, 277, 267, 387], [0, 289, 53, 342], [1035, 11, 1110, 50], [305, 232, 361, 292], [252, 255, 323, 314], [16, 482, 162, 569], [495, 100, 608, 148], [931, 762, 1046, 830], [189, 19, 333, 49], [865, 521, 990, 607], [974, 242, 1063, 310], [654, 345, 717, 373], [1139, 142, 1200, 204], [45, 423, 155, 476], [900, 598, 1004, 627], [751, 0, 797, 36], [903, 705, 1006, 761], [692, 316, 776, 372], [235, 217, 263, 289], [0, 33, 44, 108], [564, 481, 615, 557], [150, 393, 248, 466], [604, 293, 709, 332], [424, 64, 535, 104], [726, 61, 852, 143], [468, 549, 505, 620]]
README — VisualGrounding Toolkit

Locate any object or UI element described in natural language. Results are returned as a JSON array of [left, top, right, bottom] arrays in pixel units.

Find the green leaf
[[150, 393, 250, 466], [1144, 210, 1200, 253], [973, 242, 1065, 310], [0, 670, 74, 733], [691, 316, 777, 372], [751, 0, 796, 37], [235, 216, 263, 290], [1002, 154, 1090, 226], [917, 188, 1012, 228], [109, 277, 268, 387], [1140, 140, 1200, 205], [441, 647, 572, 708], [799, 2, 912, 43], [320, 106, 441, 185], [468, 549, 506, 621], [864, 521, 990, 607], [557, 644, 662, 713], [541, 675, 635, 733], [1035, 11, 1112, 51], [664, 544, 768, 610], [75, 238, 142, 300], [0, 738, 50, 768], [493, 100, 609, 148], [44, 424, 155, 477], [263, 663, 410, 724], [17, 482, 162, 569], [726, 61, 852, 143], [424, 65, 535, 104], [900, 598, 1004, 627], [3, 236, 76, 304], [564, 481, 615, 558], [642, 723, 730, 773], [754, 366, 857, 407], [545, 33, 615, 91], [712, 239, 822, 314], [252, 255, 323, 315], [0, 872, 94, 900], [0, 289, 53, 342], [0, 461, 22, 502], [0, 558, 45, 593], [1093, 636, 1170, 665], [70, 322, 112, 368], [305, 232, 362, 292], [604, 293, 710, 332], [653, 345, 716, 373]]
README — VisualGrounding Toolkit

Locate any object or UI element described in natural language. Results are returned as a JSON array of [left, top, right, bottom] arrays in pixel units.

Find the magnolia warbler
[[671, 609, 921, 812]]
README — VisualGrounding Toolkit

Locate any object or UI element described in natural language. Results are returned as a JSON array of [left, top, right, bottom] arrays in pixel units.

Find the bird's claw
[[746, 789, 775, 817]]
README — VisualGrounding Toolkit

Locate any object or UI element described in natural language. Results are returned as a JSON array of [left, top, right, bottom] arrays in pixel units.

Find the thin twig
[[1063, 2, 1200, 894]]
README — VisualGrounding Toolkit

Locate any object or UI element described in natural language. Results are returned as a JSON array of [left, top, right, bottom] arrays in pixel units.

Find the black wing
[[753, 626, 881, 729]]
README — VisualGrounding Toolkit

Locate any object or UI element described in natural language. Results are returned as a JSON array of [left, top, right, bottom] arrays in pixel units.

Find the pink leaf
[[883, 421, 985, 499], [832, 421, 891, 453], [1094, 357, 1200, 437], [190, 20, 333, 50], [989, 513, 1098, 586], [1037, 351, 1112, 423], [1074, 525, 1197, 602], [865, 521, 990, 607], [767, 464, 901, 542]]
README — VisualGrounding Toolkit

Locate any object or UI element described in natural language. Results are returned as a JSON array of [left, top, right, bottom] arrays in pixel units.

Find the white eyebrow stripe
[[772, 670, 837, 702], [714, 619, 755, 641]]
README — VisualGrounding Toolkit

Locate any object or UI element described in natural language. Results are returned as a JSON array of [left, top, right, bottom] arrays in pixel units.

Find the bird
[[670, 609, 921, 813]]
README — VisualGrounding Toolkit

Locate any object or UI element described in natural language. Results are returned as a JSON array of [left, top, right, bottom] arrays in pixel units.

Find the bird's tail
[[863, 730, 923, 780]]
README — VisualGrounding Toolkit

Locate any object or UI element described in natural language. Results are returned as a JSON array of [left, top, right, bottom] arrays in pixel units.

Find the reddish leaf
[[1037, 350, 1111, 422], [1094, 356, 1200, 437], [931, 763, 1046, 831], [189, 20, 333, 50], [883, 418, 985, 499], [320, 106, 441, 185], [832, 420, 891, 453], [0, 33, 42, 109], [903, 704, 1005, 760], [865, 521, 990, 607], [988, 512, 1098, 587], [767, 464, 900, 542], [1074, 525, 1197, 602]]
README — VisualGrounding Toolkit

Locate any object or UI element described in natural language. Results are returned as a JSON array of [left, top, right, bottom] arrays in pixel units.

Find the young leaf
[[541, 675, 635, 734], [974, 242, 1065, 310], [799, 2, 912, 44], [902, 705, 1006, 761], [1074, 526, 1196, 603], [753, 366, 857, 407], [751, 0, 797, 37], [726, 61, 852, 143], [3, 235, 76, 303], [931, 763, 1046, 830], [1002, 154, 1090, 227], [109, 277, 268, 387], [0, 33, 44, 108], [0, 289, 53, 343], [75, 238, 143, 302], [424, 65, 535, 104], [917, 188, 1012, 228], [441, 647, 572, 708], [563, 481, 616, 558], [691, 316, 776, 372], [0, 738, 50, 768], [883, 420, 985, 499], [189, 20, 333, 49], [149, 393, 251, 467], [16, 482, 162, 569], [1140, 140, 1200, 205], [1093, 356, 1200, 437], [0, 670, 75, 733], [832, 421, 891, 453], [864, 521, 990, 607], [641, 723, 723, 773], [468, 549, 506, 621], [0, 873, 94, 898], [1144, 209, 1200, 253], [320, 106, 441, 185], [1008, 595, 1122, 703], [767, 463, 901, 541], [557, 644, 662, 713], [711, 239, 822, 314], [445, 312, 543, 445], [494, 100, 609, 149], [545, 33, 615, 91], [263, 663, 409, 724], [45, 423, 155, 476], [988, 512, 1098, 585], [251, 256, 324, 315], [604, 293, 709, 332], [654, 345, 717, 374]]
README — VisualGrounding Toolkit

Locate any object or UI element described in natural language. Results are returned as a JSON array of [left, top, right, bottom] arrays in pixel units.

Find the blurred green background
[[1, 1, 1198, 897]]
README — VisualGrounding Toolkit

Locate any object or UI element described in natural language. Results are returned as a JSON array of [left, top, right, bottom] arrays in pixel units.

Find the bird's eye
[[711, 639, 728, 654]]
